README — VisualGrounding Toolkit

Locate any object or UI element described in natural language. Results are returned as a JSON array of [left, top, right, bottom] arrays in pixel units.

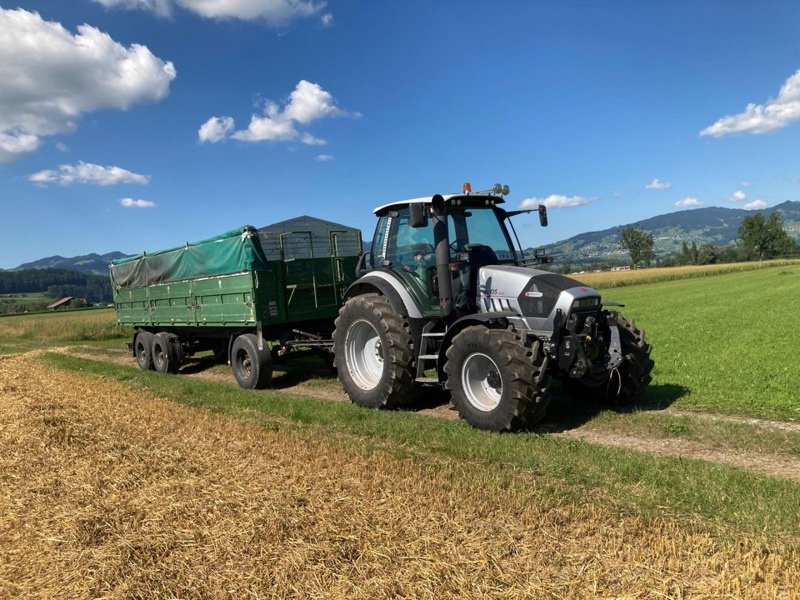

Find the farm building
[[47, 296, 76, 310]]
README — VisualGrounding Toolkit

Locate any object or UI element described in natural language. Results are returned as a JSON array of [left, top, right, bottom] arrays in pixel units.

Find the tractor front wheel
[[445, 327, 551, 431]]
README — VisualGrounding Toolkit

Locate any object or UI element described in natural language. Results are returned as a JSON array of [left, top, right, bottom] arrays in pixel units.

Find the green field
[[4, 262, 800, 597], [595, 263, 800, 421]]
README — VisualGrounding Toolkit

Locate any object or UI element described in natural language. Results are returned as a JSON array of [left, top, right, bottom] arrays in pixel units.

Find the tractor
[[333, 183, 654, 431]]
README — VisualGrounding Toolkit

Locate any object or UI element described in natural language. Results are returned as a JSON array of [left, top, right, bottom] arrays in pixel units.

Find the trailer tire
[[152, 333, 181, 374], [134, 331, 155, 371], [445, 326, 551, 431], [334, 294, 419, 409], [231, 334, 273, 389]]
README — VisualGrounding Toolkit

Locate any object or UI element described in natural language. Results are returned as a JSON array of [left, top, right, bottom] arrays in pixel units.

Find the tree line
[[620, 213, 799, 268], [0, 269, 113, 303]]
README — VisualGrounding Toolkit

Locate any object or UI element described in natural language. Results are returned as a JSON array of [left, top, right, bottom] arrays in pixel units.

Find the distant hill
[[14, 251, 130, 276], [0, 268, 113, 305], [545, 201, 800, 265]]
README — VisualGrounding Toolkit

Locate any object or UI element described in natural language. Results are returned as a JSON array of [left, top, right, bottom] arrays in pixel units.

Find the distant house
[[47, 296, 75, 310]]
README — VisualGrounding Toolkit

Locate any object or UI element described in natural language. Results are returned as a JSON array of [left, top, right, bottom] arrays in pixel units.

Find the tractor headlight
[[573, 297, 601, 310]]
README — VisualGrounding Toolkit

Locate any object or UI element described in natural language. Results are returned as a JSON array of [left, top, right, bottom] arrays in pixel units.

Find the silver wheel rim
[[461, 352, 503, 412], [345, 319, 384, 390]]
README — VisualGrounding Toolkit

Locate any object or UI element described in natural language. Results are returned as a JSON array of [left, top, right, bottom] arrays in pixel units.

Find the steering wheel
[[449, 238, 469, 253]]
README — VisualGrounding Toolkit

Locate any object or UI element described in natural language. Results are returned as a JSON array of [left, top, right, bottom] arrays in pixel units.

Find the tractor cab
[[368, 183, 548, 316]]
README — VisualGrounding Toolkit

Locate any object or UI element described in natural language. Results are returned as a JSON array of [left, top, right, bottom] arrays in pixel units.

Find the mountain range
[[12, 251, 130, 276], [543, 200, 800, 265], [7, 201, 800, 274]]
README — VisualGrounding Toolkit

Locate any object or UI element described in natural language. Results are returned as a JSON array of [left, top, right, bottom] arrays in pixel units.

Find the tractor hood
[[477, 265, 601, 334]]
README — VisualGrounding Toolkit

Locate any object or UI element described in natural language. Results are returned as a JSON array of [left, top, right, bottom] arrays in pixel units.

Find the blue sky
[[2, 0, 800, 268]]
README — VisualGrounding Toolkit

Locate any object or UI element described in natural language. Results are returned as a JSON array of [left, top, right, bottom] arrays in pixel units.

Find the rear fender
[[343, 272, 423, 318]]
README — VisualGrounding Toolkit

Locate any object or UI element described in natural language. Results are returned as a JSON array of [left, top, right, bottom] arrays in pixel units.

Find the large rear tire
[[567, 312, 654, 405], [444, 326, 551, 431], [134, 331, 155, 371], [333, 294, 419, 409], [231, 334, 273, 389]]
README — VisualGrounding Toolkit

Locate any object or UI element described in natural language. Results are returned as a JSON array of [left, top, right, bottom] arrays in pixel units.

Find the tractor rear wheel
[[134, 331, 155, 371], [231, 333, 273, 389], [445, 326, 551, 431], [567, 312, 654, 405], [333, 294, 419, 409]]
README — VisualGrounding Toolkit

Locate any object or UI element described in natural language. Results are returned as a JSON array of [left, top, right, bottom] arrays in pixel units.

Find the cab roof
[[373, 193, 506, 215]]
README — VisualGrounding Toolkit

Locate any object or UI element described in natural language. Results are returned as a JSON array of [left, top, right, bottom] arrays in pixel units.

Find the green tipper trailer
[[111, 216, 362, 388]]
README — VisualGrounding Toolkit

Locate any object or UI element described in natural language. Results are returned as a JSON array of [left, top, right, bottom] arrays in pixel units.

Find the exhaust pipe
[[431, 194, 453, 317]]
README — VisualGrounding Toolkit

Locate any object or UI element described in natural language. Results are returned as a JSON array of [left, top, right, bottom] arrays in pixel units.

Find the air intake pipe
[[431, 194, 453, 317]]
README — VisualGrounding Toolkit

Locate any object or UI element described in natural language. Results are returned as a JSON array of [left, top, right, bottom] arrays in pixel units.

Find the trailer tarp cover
[[110, 226, 269, 289]]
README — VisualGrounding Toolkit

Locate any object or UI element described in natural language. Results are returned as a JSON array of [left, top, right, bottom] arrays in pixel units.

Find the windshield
[[372, 206, 517, 264], [448, 207, 516, 262]]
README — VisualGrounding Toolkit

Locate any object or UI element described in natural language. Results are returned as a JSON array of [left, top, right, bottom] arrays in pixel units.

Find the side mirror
[[538, 205, 548, 227], [409, 202, 427, 228]]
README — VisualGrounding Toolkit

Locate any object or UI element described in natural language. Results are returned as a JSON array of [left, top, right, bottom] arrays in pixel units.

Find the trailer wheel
[[134, 331, 155, 371], [445, 326, 551, 431], [231, 334, 273, 389], [334, 294, 419, 409], [152, 333, 181, 374]]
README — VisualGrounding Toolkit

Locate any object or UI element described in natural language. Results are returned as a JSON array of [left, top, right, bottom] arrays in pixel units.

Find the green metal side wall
[[113, 255, 360, 329]]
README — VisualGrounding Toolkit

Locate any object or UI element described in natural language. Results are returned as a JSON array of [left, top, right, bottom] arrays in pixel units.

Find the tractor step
[[417, 354, 438, 360], [415, 376, 439, 384], [422, 332, 446, 337]]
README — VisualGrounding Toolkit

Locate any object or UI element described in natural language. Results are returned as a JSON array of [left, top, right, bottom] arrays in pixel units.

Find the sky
[[2, 0, 800, 268]]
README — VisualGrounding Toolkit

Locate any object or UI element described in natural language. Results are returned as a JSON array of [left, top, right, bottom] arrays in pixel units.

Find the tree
[[620, 226, 655, 268], [738, 213, 798, 261]]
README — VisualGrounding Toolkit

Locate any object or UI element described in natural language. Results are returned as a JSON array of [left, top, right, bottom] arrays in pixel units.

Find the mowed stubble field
[[2, 261, 800, 598]]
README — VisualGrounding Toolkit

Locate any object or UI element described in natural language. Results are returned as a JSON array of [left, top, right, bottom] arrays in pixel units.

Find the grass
[[0, 307, 129, 343], [43, 352, 800, 537], [596, 263, 800, 421], [576, 258, 800, 289]]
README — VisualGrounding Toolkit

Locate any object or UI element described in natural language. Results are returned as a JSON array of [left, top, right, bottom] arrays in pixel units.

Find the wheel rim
[[236, 348, 252, 380], [345, 319, 384, 390], [136, 340, 147, 364], [154, 342, 165, 369], [461, 352, 503, 412]]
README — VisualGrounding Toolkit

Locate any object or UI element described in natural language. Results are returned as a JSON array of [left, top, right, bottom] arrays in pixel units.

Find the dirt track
[[1, 350, 799, 598]]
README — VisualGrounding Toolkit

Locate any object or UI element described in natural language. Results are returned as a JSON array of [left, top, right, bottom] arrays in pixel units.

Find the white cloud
[[701, 69, 800, 137], [204, 80, 356, 146], [94, 0, 324, 24], [0, 8, 176, 162], [0, 131, 39, 162], [743, 199, 767, 210], [94, 0, 173, 16], [674, 197, 702, 208], [320, 12, 333, 26], [120, 197, 156, 208], [727, 190, 747, 202], [29, 162, 149, 186], [520, 195, 590, 209], [741, 181, 752, 187], [198, 116, 235, 143], [646, 178, 672, 190], [315, 154, 334, 161]]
